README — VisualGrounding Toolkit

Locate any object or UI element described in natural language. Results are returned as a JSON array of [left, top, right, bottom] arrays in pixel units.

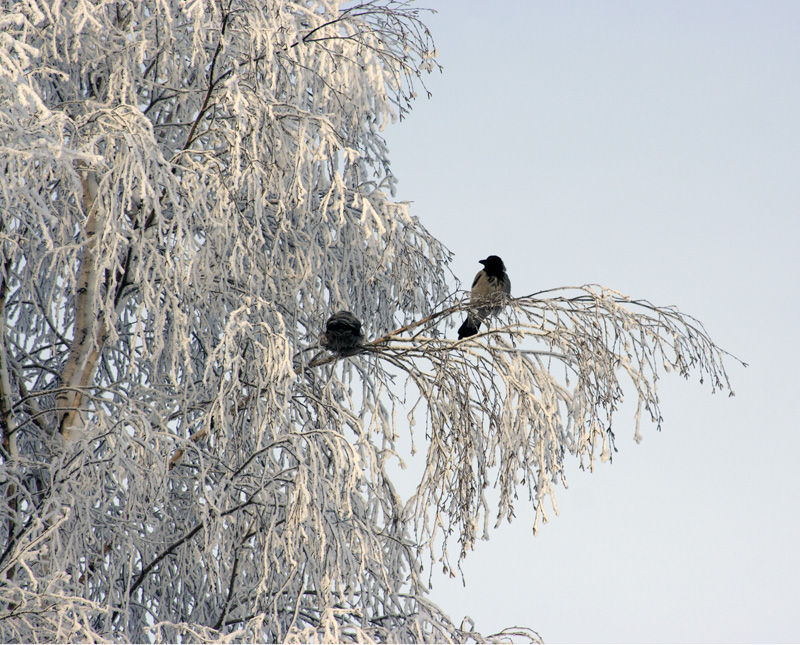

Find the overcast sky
[[386, 2, 799, 642]]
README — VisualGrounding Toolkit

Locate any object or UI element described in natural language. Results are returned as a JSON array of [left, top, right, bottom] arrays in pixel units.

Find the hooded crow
[[457, 255, 511, 339], [320, 310, 365, 356]]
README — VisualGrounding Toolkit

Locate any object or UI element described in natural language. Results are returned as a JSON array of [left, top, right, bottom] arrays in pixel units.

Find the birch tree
[[0, 0, 738, 642]]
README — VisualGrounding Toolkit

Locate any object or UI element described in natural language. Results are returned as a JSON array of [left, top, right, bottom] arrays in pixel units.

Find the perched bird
[[320, 310, 365, 356], [457, 255, 511, 339]]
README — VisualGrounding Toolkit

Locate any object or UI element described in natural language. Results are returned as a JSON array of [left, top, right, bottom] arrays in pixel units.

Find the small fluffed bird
[[320, 310, 365, 356], [457, 255, 511, 339]]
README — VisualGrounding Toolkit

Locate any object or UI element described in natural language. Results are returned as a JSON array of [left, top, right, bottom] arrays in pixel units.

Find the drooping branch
[[344, 285, 744, 563]]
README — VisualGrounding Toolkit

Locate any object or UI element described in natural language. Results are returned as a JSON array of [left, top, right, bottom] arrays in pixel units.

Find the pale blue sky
[[388, 2, 799, 642]]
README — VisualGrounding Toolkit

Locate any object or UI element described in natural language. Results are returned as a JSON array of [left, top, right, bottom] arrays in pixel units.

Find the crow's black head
[[479, 255, 506, 275]]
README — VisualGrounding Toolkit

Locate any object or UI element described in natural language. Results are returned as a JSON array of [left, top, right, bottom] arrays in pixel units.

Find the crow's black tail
[[457, 315, 481, 339]]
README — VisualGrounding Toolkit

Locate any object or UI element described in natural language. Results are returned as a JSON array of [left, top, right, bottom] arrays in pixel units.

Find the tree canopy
[[0, 1, 737, 642]]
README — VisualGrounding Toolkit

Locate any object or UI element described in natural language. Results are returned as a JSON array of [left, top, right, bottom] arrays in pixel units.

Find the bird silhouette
[[320, 310, 365, 356], [457, 255, 511, 339]]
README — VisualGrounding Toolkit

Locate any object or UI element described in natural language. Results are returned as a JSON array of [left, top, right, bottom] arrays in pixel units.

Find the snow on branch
[[341, 285, 743, 565]]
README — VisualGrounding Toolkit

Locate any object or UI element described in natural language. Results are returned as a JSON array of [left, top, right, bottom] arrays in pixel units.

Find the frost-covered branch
[[352, 286, 742, 565]]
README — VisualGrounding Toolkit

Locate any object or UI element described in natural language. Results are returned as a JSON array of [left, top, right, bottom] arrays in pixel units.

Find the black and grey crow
[[320, 310, 365, 356], [457, 255, 511, 339]]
